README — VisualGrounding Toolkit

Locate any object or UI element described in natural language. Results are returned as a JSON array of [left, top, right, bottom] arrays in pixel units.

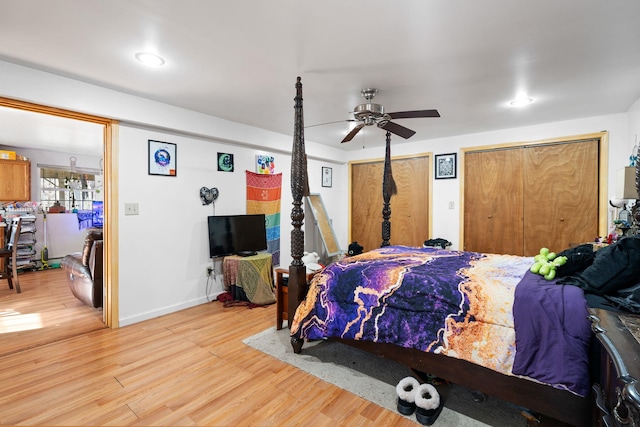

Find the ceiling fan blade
[[306, 119, 356, 129], [342, 123, 365, 143], [379, 121, 416, 139], [387, 109, 440, 119]]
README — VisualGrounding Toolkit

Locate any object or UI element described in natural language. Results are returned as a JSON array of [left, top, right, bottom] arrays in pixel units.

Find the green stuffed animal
[[529, 247, 568, 281]]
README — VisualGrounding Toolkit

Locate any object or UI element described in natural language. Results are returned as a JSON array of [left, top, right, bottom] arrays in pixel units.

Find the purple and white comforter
[[290, 245, 592, 396]]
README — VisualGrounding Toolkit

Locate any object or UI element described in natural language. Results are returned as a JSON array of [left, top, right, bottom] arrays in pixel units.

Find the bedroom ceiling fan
[[311, 88, 441, 143]]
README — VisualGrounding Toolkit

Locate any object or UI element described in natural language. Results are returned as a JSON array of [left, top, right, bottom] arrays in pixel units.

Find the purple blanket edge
[[512, 270, 592, 397]]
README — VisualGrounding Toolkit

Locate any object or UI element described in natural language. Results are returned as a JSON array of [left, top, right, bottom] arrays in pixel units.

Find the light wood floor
[[0, 269, 415, 426], [0, 267, 105, 357]]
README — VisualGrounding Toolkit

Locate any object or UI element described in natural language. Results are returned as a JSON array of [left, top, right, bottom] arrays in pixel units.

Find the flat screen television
[[92, 200, 104, 228], [207, 214, 267, 258]]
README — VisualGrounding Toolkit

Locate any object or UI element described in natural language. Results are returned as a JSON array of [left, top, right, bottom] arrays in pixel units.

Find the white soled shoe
[[414, 383, 444, 425], [395, 376, 420, 415]]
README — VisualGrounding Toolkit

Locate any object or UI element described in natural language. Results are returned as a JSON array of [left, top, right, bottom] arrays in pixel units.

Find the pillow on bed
[[557, 235, 640, 295]]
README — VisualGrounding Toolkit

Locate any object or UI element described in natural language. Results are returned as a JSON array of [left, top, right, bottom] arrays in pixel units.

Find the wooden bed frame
[[286, 77, 640, 427]]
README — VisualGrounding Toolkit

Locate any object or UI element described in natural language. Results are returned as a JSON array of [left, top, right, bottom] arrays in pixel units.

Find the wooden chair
[[0, 217, 22, 293]]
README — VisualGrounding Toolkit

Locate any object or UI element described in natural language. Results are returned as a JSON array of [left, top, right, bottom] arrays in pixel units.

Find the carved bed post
[[289, 77, 308, 343], [634, 144, 640, 224], [381, 131, 397, 247]]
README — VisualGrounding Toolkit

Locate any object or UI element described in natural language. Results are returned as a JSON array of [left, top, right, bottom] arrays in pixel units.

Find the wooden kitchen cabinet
[[0, 159, 31, 202]]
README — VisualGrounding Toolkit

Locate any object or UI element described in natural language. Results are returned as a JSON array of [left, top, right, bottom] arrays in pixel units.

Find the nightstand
[[590, 308, 640, 425], [275, 267, 316, 330]]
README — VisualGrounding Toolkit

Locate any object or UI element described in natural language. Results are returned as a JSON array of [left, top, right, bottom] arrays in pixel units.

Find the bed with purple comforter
[[290, 245, 593, 397]]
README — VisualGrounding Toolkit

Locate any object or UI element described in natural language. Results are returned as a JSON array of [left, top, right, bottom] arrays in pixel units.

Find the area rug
[[243, 327, 527, 426]]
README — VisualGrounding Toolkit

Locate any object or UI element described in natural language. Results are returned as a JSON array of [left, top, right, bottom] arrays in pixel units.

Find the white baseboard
[[118, 293, 223, 327]]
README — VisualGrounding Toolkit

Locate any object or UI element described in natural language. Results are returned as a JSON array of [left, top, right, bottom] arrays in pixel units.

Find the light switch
[[448, 201, 454, 210], [124, 202, 139, 215]]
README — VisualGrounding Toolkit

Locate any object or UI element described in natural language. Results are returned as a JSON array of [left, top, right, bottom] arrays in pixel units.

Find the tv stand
[[222, 252, 275, 305], [236, 250, 257, 257]]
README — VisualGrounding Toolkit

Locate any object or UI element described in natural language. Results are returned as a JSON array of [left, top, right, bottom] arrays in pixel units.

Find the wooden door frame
[[348, 152, 433, 245], [0, 96, 119, 328], [459, 132, 609, 251]]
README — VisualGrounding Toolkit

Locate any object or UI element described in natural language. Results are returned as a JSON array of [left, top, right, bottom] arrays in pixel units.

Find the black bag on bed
[[557, 235, 640, 296], [555, 243, 597, 277], [424, 238, 452, 249]]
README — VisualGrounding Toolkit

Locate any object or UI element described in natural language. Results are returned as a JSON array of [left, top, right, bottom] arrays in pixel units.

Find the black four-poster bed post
[[289, 77, 306, 352], [381, 130, 396, 247]]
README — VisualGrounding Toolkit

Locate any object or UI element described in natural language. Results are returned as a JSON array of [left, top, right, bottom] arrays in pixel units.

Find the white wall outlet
[[124, 202, 139, 215]]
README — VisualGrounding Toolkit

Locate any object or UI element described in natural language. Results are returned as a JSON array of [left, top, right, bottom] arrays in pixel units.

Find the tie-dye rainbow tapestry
[[246, 171, 282, 266]]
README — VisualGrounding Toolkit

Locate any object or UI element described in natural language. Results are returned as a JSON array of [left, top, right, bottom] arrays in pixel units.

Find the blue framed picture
[[148, 140, 177, 176]]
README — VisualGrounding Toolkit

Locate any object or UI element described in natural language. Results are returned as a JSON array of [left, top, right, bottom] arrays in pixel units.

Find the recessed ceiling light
[[509, 97, 533, 107], [135, 52, 165, 67]]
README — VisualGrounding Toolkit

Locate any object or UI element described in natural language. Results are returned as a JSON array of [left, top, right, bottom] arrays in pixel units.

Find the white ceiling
[[0, 0, 639, 155]]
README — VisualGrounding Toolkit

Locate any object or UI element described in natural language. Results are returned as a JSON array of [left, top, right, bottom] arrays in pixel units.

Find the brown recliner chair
[[61, 228, 103, 308]]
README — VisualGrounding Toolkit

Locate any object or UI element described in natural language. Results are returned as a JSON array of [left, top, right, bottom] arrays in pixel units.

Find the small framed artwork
[[256, 154, 275, 174], [435, 153, 457, 180], [148, 140, 177, 176], [217, 152, 234, 172], [322, 166, 332, 188]]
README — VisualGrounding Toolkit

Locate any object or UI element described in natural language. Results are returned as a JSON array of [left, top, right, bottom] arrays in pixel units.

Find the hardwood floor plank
[[0, 268, 413, 426], [0, 268, 105, 357]]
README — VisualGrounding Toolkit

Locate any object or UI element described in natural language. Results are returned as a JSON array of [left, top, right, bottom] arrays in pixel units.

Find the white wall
[[629, 98, 640, 150], [1, 58, 638, 326], [0, 61, 349, 325], [116, 124, 349, 324]]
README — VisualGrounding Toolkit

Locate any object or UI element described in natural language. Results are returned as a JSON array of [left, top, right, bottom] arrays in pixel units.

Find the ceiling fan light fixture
[[509, 97, 533, 107], [135, 52, 166, 67]]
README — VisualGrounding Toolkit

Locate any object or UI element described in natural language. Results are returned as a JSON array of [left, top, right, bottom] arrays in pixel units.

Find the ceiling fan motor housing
[[353, 103, 385, 124]]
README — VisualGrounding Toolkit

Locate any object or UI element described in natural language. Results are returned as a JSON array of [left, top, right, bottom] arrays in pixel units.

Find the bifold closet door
[[351, 156, 430, 252], [522, 140, 599, 256], [464, 148, 524, 255]]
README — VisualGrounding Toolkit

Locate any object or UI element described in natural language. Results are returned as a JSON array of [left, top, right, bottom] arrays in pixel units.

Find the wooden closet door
[[351, 156, 430, 252], [464, 149, 524, 255], [351, 161, 383, 252], [522, 140, 599, 255]]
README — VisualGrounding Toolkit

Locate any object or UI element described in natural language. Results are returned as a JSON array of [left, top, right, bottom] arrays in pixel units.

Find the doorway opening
[[0, 96, 118, 329]]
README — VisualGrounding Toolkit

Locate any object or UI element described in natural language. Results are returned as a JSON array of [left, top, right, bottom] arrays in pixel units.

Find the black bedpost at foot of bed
[[289, 76, 308, 357], [291, 336, 304, 354]]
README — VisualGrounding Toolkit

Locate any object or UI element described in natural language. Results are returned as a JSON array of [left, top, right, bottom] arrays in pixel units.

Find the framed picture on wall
[[217, 152, 234, 172], [148, 140, 177, 176], [322, 167, 332, 188], [435, 153, 456, 179], [256, 154, 275, 174]]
